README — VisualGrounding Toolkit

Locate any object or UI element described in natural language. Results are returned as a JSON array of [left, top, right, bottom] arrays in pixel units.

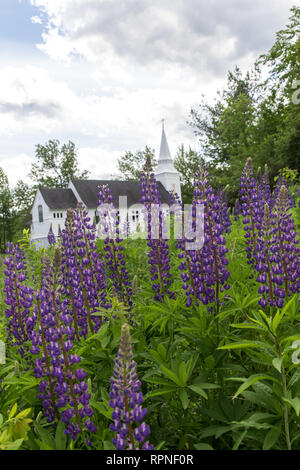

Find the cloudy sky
[[0, 0, 296, 186]]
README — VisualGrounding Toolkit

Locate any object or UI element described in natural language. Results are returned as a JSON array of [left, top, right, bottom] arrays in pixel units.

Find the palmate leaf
[[229, 322, 265, 331], [143, 377, 176, 387], [232, 374, 280, 399], [200, 425, 232, 439], [218, 340, 274, 352], [282, 397, 300, 417], [263, 425, 282, 450], [194, 443, 214, 450], [188, 384, 208, 399], [179, 389, 189, 409], [159, 365, 182, 386], [145, 385, 178, 399], [55, 421, 67, 450]]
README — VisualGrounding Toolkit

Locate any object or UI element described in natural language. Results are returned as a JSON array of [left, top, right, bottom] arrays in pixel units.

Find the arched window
[[38, 205, 43, 223]]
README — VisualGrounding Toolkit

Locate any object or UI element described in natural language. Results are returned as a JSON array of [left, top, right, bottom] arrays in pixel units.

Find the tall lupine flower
[[139, 155, 174, 301], [272, 186, 300, 299], [58, 224, 62, 239], [61, 205, 108, 339], [254, 188, 300, 308], [48, 223, 56, 246], [258, 165, 272, 207], [4, 243, 34, 353], [234, 199, 241, 221], [177, 166, 230, 309], [240, 158, 264, 267], [190, 165, 230, 308], [72, 203, 109, 327], [217, 185, 231, 234], [109, 324, 153, 450], [97, 185, 133, 308], [272, 174, 295, 209], [31, 250, 97, 444], [254, 203, 278, 308], [122, 215, 131, 239]]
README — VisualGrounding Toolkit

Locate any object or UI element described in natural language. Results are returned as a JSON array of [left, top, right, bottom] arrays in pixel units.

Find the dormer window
[[38, 205, 43, 223]]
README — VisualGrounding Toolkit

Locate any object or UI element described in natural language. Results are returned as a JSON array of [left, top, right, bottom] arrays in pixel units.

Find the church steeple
[[155, 121, 181, 200], [159, 120, 171, 160]]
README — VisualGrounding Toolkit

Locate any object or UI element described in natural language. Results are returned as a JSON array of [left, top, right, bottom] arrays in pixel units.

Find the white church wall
[[49, 210, 66, 235], [31, 190, 51, 244], [156, 172, 181, 201], [68, 181, 84, 203]]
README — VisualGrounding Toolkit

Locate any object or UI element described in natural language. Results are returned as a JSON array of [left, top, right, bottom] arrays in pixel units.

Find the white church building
[[30, 124, 181, 247]]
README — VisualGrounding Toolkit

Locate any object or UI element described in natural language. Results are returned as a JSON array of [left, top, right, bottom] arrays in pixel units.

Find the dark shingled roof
[[72, 180, 171, 208], [39, 188, 78, 210]]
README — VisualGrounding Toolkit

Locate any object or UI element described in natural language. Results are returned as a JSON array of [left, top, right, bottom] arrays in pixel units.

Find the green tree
[[116, 146, 157, 180], [29, 139, 89, 188], [11, 181, 36, 236], [173, 145, 204, 204], [12, 181, 35, 215], [258, 6, 300, 174], [189, 67, 260, 203], [188, 7, 300, 202], [0, 168, 14, 252]]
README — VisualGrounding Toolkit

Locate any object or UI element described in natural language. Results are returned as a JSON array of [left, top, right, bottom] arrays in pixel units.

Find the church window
[[38, 205, 43, 223], [53, 213, 56, 218], [60, 213, 63, 218], [131, 210, 139, 222]]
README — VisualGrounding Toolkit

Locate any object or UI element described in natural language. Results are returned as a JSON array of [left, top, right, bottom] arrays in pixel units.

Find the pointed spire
[[155, 121, 182, 201], [159, 119, 172, 161]]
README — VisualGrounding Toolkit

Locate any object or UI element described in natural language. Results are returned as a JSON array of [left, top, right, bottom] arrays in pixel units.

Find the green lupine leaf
[[145, 386, 178, 399], [282, 397, 300, 417], [194, 443, 214, 450], [233, 375, 280, 399], [263, 426, 281, 450], [179, 389, 189, 409], [272, 358, 283, 373], [188, 384, 208, 399]]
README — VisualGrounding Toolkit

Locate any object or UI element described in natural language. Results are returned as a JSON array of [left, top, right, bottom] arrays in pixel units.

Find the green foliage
[[188, 7, 300, 204], [0, 404, 32, 450], [174, 145, 204, 203], [116, 146, 157, 181], [0, 205, 299, 450], [29, 139, 89, 188]]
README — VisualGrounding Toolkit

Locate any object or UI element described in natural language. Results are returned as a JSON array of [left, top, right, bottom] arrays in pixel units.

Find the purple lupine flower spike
[[60, 205, 108, 338], [234, 199, 241, 221], [139, 154, 174, 301], [217, 185, 231, 234], [97, 185, 133, 308], [48, 223, 56, 246], [240, 157, 264, 267], [254, 187, 300, 308], [177, 164, 230, 309], [109, 324, 154, 450], [31, 250, 97, 443], [4, 243, 35, 354]]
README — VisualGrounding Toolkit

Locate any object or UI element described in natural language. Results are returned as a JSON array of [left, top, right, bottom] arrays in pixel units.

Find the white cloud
[[31, 16, 42, 24], [0, 0, 296, 186], [30, 0, 295, 73], [0, 153, 34, 187]]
